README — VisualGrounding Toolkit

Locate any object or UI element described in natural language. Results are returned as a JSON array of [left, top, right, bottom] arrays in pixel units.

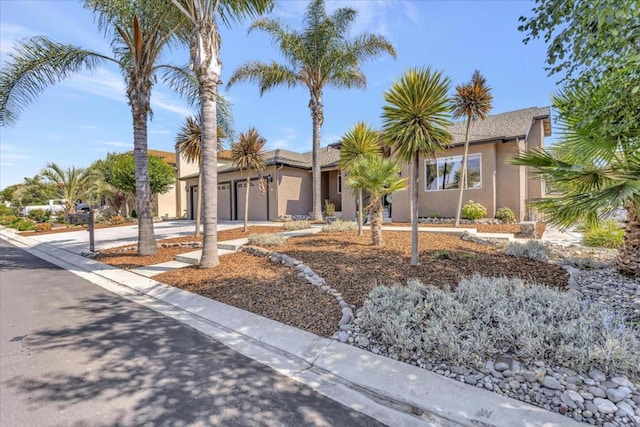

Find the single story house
[[175, 106, 551, 223]]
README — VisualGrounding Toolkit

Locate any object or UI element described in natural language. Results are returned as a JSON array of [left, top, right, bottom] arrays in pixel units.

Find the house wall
[[217, 166, 277, 221], [277, 167, 312, 217], [526, 118, 546, 201], [326, 170, 342, 211], [495, 141, 525, 221], [340, 170, 357, 220], [154, 184, 178, 218]]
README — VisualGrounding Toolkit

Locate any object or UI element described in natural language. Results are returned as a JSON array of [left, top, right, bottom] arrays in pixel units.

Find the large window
[[425, 154, 481, 191]]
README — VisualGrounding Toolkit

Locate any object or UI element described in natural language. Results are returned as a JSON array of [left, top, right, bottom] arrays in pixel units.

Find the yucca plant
[[382, 67, 452, 265], [231, 128, 267, 232], [338, 122, 383, 236], [346, 156, 407, 246], [451, 70, 493, 227], [227, 0, 396, 222]]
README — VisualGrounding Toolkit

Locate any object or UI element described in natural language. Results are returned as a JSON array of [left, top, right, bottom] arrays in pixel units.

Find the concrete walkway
[[0, 222, 582, 427]]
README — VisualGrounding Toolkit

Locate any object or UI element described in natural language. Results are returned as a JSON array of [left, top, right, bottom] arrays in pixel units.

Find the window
[[337, 174, 342, 194], [425, 154, 481, 191]]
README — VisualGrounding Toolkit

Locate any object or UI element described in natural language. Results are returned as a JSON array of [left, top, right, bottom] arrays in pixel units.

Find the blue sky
[[0, 0, 558, 188]]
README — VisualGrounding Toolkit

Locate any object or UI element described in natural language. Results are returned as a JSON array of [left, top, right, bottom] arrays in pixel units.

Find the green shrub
[[130, 209, 137, 218], [583, 220, 624, 249], [434, 250, 452, 259], [282, 220, 310, 231], [505, 240, 550, 262], [0, 215, 18, 226], [246, 233, 285, 247], [13, 219, 35, 231], [0, 205, 16, 216], [495, 206, 516, 223], [110, 215, 125, 225], [322, 219, 357, 232], [461, 200, 486, 220], [35, 222, 53, 233], [361, 276, 640, 379], [27, 209, 52, 223]]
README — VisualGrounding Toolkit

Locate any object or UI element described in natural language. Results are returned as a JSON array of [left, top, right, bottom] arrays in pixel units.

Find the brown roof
[[217, 146, 341, 174], [147, 149, 177, 166]]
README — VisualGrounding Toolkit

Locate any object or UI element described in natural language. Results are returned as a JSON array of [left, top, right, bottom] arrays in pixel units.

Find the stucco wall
[[340, 170, 357, 220], [154, 184, 178, 218], [495, 141, 524, 221], [326, 170, 342, 211], [277, 167, 312, 217], [217, 166, 277, 221], [526, 119, 546, 201]]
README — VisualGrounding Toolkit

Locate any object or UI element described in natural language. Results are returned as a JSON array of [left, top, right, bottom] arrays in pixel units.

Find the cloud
[[149, 129, 171, 135], [101, 141, 130, 147], [267, 126, 298, 151], [0, 23, 38, 55], [0, 143, 31, 163]]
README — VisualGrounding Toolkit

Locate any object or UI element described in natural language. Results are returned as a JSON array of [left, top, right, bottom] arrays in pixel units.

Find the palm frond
[[0, 36, 111, 126], [338, 122, 382, 171], [345, 156, 407, 200], [451, 69, 493, 121], [231, 127, 267, 172], [227, 61, 298, 95]]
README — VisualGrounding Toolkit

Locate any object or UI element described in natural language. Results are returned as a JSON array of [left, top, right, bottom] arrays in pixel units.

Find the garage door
[[236, 180, 268, 221], [218, 183, 232, 220]]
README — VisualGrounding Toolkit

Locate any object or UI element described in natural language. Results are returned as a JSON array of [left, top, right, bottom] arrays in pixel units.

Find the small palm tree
[[171, 0, 273, 268], [346, 156, 407, 246], [0, 0, 187, 256], [227, 0, 396, 222], [231, 128, 266, 232], [175, 115, 228, 237], [339, 122, 382, 236], [39, 163, 94, 215], [452, 70, 493, 227], [512, 86, 640, 278], [382, 67, 452, 265]]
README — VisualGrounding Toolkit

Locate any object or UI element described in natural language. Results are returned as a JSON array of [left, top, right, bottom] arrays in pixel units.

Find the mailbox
[[67, 213, 90, 225]]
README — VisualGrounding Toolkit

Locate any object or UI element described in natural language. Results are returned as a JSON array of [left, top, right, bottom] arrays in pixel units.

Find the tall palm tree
[[0, 0, 186, 256], [176, 115, 228, 237], [346, 156, 407, 246], [39, 163, 94, 215], [452, 70, 493, 227], [171, 0, 273, 268], [227, 0, 396, 222], [382, 67, 452, 266], [338, 122, 382, 236], [231, 128, 266, 232], [512, 86, 640, 278]]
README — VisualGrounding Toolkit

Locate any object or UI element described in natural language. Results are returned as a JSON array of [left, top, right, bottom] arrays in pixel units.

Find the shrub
[[322, 219, 357, 232], [281, 220, 311, 231], [323, 200, 336, 217], [0, 205, 16, 216], [495, 206, 516, 223], [360, 276, 640, 379], [110, 215, 125, 225], [583, 220, 624, 249], [27, 209, 52, 223], [13, 219, 35, 231], [461, 200, 486, 220], [35, 222, 53, 233], [505, 240, 550, 262], [246, 233, 285, 247], [0, 215, 18, 226], [130, 209, 137, 218], [434, 250, 452, 259]]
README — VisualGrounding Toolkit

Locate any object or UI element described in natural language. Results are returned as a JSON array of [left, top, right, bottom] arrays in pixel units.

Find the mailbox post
[[88, 209, 95, 252], [66, 210, 95, 252]]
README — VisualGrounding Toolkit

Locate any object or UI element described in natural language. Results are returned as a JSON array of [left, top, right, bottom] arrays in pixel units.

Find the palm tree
[[382, 67, 452, 266], [171, 0, 273, 268], [231, 128, 266, 232], [0, 0, 187, 256], [39, 163, 94, 215], [512, 86, 640, 278], [227, 0, 396, 222], [452, 70, 493, 227], [346, 156, 407, 246], [338, 122, 382, 236], [175, 115, 228, 237]]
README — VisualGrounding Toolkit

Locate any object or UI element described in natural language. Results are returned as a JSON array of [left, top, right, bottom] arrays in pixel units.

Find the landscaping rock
[[542, 376, 562, 390], [594, 398, 618, 415], [606, 387, 631, 403]]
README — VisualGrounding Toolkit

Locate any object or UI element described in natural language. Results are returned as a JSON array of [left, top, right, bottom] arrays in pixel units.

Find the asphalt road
[[0, 239, 383, 427]]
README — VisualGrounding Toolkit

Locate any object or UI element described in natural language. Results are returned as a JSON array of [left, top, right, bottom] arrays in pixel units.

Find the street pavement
[[0, 239, 383, 426]]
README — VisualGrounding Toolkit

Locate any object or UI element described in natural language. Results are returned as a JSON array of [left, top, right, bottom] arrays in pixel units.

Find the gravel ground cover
[[386, 222, 547, 238]]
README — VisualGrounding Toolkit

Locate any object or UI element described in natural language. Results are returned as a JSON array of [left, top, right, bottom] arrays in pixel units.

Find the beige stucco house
[[175, 106, 551, 223]]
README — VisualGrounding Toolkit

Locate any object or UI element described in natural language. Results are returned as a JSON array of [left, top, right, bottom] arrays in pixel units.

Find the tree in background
[[346, 156, 407, 246], [227, 0, 396, 222], [382, 67, 452, 266], [338, 122, 382, 236], [171, 0, 273, 269], [39, 163, 94, 214], [231, 128, 266, 232], [0, 0, 187, 255], [451, 70, 492, 227]]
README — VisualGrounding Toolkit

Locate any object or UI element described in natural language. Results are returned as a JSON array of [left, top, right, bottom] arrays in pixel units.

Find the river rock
[[593, 398, 618, 414]]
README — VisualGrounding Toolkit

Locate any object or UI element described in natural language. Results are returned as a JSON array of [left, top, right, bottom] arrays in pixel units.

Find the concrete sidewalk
[[0, 224, 582, 427]]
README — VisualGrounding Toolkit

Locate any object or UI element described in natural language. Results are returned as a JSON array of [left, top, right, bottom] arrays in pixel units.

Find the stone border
[[240, 246, 355, 331]]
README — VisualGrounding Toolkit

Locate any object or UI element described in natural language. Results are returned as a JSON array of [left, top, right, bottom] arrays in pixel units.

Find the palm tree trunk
[[357, 188, 363, 236], [244, 173, 250, 232], [617, 205, 639, 278], [411, 153, 419, 266], [132, 105, 157, 256], [310, 96, 323, 221], [455, 118, 473, 227], [371, 199, 384, 246], [195, 167, 202, 238]]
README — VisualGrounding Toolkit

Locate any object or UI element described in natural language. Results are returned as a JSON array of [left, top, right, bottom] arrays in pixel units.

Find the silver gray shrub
[[246, 233, 286, 247], [322, 219, 357, 232], [281, 220, 310, 231], [505, 240, 550, 262], [361, 275, 640, 379]]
